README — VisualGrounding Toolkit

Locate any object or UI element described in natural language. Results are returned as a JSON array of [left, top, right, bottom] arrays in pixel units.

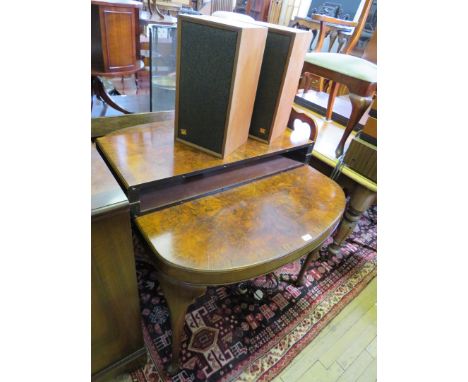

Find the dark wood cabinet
[[91, 0, 142, 73], [91, 144, 145, 381]]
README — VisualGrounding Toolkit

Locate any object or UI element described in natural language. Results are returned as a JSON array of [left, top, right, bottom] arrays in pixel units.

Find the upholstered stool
[[303, 52, 377, 157]]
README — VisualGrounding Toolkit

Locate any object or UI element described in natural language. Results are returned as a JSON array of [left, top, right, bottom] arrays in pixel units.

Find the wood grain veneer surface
[[96, 119, 312, 189], [136, 165, 345, 284]]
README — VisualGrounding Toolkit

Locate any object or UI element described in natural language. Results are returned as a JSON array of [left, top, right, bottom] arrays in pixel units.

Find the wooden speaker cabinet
[[249, 23, 311, 143], [91, 0, 142, 74], [175, 15, 267, 158], [91, 144, 145, 381]]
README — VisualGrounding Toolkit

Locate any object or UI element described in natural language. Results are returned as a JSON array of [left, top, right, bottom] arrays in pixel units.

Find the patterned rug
[[131, 206, 377, 382]]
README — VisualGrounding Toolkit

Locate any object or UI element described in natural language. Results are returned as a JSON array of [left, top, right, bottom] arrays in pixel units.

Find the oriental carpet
[[131, 206, 377, 382]]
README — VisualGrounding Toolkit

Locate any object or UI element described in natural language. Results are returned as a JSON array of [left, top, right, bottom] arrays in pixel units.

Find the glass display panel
[[149, 24, 177, 112]]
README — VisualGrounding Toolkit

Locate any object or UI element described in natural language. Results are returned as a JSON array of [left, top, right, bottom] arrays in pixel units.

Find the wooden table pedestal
[[328, 183, 376, 257]]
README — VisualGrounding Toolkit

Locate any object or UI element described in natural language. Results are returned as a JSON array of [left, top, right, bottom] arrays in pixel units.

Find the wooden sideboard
[[91, 144, 145, 381]]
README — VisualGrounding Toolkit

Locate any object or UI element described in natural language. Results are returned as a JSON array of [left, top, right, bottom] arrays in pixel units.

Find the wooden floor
[[273, 278, 377, 382]]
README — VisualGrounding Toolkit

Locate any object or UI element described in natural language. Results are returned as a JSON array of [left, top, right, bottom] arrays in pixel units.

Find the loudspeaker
[[175, 15, 267, 158], [249, 23, 311, 143]]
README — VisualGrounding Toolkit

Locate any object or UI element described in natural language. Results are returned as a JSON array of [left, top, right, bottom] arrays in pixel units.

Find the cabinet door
[[100, 6, 138, 72]]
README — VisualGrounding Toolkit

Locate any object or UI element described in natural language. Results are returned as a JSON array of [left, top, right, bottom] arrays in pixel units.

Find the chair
[[293, 0, 374, 121], [245, 0, 271, 21], [291, 0, 372, 52], [210, 0, 237, 14], [302, 50, 376, 158]]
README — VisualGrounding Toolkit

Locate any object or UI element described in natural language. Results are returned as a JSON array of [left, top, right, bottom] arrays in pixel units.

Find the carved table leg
[[296, 249, 321, 286], [91, 75, 132, 115], [335, 93, 373, 158], [157, 273, 206, 376], [328, 184, 376, 257]]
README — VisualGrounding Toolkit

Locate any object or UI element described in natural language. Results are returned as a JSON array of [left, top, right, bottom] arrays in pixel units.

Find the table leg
[[335, 93, 373, 158], [157, 273, 206, 376], [296, 249, 321, 286], [91, 75, 132, 115], [328, 184, 376, 257]]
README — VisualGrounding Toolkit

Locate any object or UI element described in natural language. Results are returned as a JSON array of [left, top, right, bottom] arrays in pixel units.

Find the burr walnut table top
[[135, 164, 345, 285], [96, 119, 312, 189]]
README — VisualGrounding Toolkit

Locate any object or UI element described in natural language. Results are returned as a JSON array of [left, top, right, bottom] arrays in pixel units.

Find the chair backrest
[[211, 0, 237, 14], [288, 108, 318, 142], [352, 0, 366, 23], [342, 0, 373, 54]]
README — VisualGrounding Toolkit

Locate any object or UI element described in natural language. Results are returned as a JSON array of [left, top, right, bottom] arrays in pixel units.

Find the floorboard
[[274, 278, 377, 382]]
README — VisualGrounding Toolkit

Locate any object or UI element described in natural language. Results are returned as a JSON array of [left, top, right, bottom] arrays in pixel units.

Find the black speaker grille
[[249, 32, 291, 139], [178, 21, 238, 154]]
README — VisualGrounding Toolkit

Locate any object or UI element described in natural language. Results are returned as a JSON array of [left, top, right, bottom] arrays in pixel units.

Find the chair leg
[[335, 93, 372, 158], [325, 81, 340, 121], [309, 30, 317, 51], [337, 34, 348, 53], [328, 30, 338, 52], [300, 72, 313, 94], [314, 23, 329, 52]]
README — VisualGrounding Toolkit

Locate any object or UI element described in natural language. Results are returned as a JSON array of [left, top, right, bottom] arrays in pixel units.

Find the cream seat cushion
[[304, 52, 377, 83]]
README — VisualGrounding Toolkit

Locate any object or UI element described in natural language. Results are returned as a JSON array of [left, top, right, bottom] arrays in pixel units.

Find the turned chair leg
[[335, 93, 373, 158], [157, 274, 206, 376], [325, 81, 340, 121], [314, 24, 329, 52], [328, 185, 376, 257], [337, 34, 348, 53], [296, 249, 321, 286]]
